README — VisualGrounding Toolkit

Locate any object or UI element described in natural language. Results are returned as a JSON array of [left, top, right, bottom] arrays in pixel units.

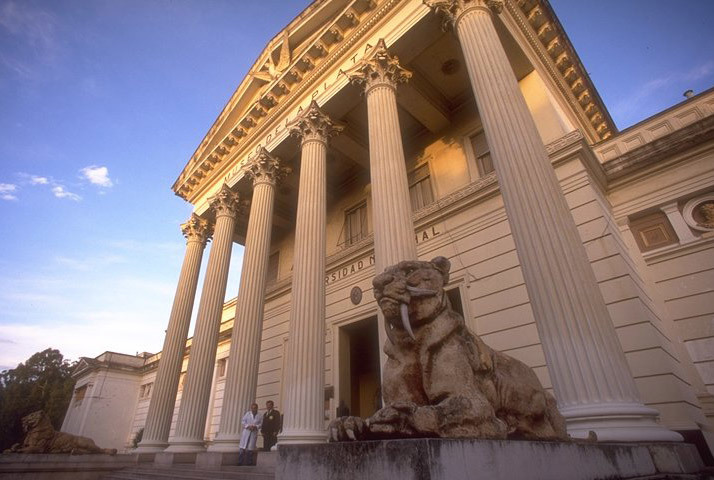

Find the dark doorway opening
[[338, 316, 381, 418]]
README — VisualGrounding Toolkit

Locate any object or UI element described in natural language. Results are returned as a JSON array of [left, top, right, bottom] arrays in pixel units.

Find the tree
[[0, 348, 76, 451]]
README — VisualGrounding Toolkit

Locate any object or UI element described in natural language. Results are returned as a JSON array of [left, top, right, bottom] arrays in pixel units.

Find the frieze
[[324, 226, 442, 285], [177, 0, 392, 200], [221, 40, 384, 186]]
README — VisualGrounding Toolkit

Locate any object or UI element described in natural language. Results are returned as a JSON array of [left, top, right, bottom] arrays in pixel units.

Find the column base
[[561, 403, 684, 442], [163, 437, 206, 453], [206, 434, 241, 453], [278, 429, 327, 445], [134, 439, 168, 453]]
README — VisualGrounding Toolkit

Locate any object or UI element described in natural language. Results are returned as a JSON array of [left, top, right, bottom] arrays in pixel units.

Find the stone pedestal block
[[276, 438, 705, 480]]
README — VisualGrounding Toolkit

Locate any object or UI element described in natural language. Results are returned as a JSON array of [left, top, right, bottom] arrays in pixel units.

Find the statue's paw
[[367, 403, 420, 437], [328, 416, 367, 442]]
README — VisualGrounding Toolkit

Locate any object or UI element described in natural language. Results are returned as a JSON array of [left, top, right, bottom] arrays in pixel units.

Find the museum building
[[60, 0, 714, 459]]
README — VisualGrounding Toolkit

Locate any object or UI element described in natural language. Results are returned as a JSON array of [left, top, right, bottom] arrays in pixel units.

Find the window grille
[[470, 131, 494, 177], [343, 201, 368, 247], [266, 251, 279, 284], [408, 163, 434, 211]]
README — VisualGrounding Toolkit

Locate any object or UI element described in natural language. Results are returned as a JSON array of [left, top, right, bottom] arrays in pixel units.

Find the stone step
[[101, 465, 274, 480]]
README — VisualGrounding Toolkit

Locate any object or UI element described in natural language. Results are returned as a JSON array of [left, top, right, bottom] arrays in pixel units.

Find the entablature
[[508, 0, 615, 143], [596, 87, 714, 168], [173, 0, 618, 217]]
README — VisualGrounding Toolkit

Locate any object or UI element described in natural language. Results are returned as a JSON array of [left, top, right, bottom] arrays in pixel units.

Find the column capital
[[181, 214, 213, 245], [343, 39, 412, 93], [243, 147, 291, 187], [424, 0, 503, 30], [288, 100, 344, 145], [208, 184, 242, 219]]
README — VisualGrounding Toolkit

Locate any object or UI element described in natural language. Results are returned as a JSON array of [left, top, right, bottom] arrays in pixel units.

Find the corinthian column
[[137, 215, 212, 452], [279, 100, 342, 445], [166, 185, 242, 452], [426, 0, 681, 442], [344, 39, 419, 358], [209, 148, 289, 452], [344, 39, 418, 273]]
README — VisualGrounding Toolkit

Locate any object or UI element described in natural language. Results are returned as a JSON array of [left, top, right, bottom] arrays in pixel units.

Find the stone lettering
[[325, 254, 375, 285]]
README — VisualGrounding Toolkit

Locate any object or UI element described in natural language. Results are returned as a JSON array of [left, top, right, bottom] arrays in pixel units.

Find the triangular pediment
[[175, 0, 360, 200]]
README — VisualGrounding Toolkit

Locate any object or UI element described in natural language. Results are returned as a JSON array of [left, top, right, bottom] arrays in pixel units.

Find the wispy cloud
[[612, 60, 714, 125], [0, 1, 61, 80], [0, 183, 18, 201], [51, 185, 81, 201], [55, 253, 126, 271], [80, 165, 113, 187], [30, 176, 49, 185]]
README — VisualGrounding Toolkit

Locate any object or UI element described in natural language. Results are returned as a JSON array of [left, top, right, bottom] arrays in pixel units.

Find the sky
[[1, 0, 713, 372]]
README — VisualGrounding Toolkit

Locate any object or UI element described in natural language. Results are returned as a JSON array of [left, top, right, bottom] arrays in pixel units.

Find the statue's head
[[21, 410, 50, 433], [373, 256, 451, 343]]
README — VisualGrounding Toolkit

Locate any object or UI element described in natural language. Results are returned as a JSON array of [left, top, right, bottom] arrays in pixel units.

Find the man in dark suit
[[261, 400, 282, 451]]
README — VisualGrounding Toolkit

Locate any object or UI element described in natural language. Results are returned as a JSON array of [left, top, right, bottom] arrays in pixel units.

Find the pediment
[[173, 0, 616, 205], [175, 0, 359, 199]]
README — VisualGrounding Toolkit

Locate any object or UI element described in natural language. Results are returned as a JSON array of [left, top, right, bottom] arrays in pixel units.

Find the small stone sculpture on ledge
[[330, 257, 567, 441], [3, 410, 117, 455]]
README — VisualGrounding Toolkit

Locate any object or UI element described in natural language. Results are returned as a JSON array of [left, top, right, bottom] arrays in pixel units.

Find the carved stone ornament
[[342, 38, 412, 92], [208, 184, 242, 218], [288, 100, 344, 144], [329, 257, 567, 442], [350, 286, 363, 305], [181, 213, 213, 244], [683, 193, 714, 232], [243, 147, 291, 187], [424, 0, 504, 30], [3, 410, 117, 455]]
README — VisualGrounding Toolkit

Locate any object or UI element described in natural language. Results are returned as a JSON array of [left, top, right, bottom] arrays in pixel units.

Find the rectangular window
[[73, 385, 88, 407], [408, 163, 434, 211], [267, 251, 279, 284], [470, 131, 494, 177], [217, 358, 227, 378], [344, 202, 368, 247], [139, 382, 153, 399]]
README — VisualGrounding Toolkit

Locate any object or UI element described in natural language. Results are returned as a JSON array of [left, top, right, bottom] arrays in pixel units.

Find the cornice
[[603, 115, 714, 184], [174, 0, 617, 204], [174, 0, 382, 203], [507, 0, 615, 143]]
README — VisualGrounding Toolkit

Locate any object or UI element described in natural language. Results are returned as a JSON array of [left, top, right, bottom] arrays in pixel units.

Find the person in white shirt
[[238, 403, 263, 466]]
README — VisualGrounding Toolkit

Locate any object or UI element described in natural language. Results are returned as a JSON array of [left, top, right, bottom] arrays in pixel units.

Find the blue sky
[[1, 0, 712, 371]]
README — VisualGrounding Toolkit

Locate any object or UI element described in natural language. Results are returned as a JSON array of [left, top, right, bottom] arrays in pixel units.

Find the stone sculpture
[[329, 257, 567, 441], [3, 410, 117, 455]]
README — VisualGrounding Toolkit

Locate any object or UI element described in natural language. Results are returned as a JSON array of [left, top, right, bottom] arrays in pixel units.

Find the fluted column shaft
[[279, 101, 341, 444], [166, 186, 240, 452], [210, 150, 287, 451], [280, 137, 326, 443], [345, 39, 418, 273], [441, 1, 681, 441], [345, 40, 419, 370], [137, 215, 211, 452], [280, 135, 327, 444], [365, 82, 418, 273]]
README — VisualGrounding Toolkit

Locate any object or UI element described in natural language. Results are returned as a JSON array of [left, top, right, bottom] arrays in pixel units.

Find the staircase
[[101, 453, 275, 480], [101, 464, 274, 480]]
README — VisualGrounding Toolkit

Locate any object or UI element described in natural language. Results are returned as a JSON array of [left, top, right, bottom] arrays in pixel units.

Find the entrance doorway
[[338, 316, 381, 418]]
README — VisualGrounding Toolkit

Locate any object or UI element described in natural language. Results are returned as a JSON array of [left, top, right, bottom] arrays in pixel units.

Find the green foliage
[[0, 348, 76, 451], [130, 428, 144, 449]]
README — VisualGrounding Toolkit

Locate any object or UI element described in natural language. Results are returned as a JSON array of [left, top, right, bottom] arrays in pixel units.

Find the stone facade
[[62, 0, 714, 458]]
